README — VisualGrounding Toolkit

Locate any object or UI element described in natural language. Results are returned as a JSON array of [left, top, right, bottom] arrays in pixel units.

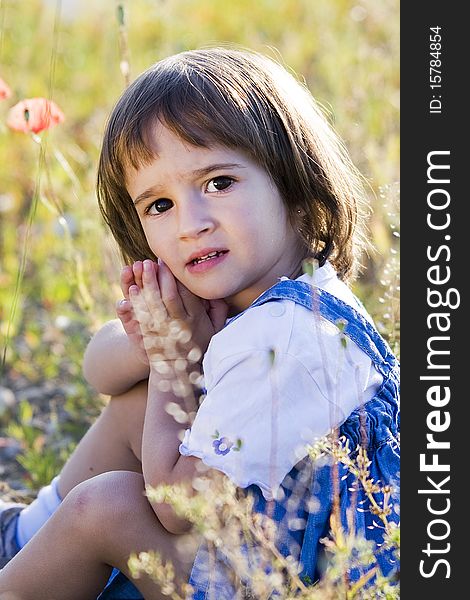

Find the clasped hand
[[117, 259, 228, 373]]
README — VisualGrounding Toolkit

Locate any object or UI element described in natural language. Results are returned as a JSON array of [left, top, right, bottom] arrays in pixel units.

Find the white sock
[[16, 476, 62, 548]]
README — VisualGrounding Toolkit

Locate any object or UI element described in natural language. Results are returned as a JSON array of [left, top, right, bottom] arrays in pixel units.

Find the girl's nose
[[177, 198, 216, 240]]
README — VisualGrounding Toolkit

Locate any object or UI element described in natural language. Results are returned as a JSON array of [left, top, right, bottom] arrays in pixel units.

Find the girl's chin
[[198, 292, 230, 302], [182, 274, 244, 304], [184, 286, 228, 302], [184, 280, 235, 301]]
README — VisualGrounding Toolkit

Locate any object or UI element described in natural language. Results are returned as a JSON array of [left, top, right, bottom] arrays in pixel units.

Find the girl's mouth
[[186, 250, 229, 273]]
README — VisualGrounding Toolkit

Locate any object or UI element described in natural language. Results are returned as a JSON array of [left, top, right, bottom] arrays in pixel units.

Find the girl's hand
[[129, 259, 228, 367], [115, 262, 149, 366]]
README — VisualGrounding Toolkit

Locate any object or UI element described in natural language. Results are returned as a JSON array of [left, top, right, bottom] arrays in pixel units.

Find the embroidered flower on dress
[[212, 437, 233, 455], [212, 431, 242, 455]]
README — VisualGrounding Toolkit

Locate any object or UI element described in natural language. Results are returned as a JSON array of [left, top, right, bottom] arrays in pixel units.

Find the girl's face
[[127, 123, 305, 313]]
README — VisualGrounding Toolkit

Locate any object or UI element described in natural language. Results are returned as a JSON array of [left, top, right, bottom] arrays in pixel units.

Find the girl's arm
[[130, 259, 228, 534], [141, 368, 200, 534], [82, 318, 150, 396]]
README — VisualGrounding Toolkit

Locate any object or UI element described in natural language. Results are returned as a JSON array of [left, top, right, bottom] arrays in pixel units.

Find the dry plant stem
[[1, 134, 44, 376], [246, 520, 309, 594], [150, 478, 311, 595], [347, 566, 378, 598], [332, 443, 394, 536], [308, 278, 345, 577], [129, 551, 190, 600], [267, 354, 280, 521], [344, 352, 367, 541], [307, 272, 393, 581], [116, 2, 131, 87], [41, 152, 94, 315], [342, 341, 369, 456], [0, 0, 5, 59], [47, 0, 61, 103], [207, 542, 216, 600], [356, 450, 393, 534]]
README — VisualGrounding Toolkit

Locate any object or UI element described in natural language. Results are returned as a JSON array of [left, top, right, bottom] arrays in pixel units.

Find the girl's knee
[[64, 471, 147, 532]]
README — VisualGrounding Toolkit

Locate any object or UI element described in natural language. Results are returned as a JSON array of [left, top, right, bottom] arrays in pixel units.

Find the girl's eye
[[146, 198, 173, 215], [206, 176, 234, 193]]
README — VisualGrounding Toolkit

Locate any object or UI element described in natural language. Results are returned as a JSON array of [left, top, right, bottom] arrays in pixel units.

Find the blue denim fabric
[[98, 279, 400, 599], [97, 569, 142, 600]]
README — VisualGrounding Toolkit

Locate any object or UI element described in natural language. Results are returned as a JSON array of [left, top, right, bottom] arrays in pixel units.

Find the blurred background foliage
[[0, 0, 399, 490]]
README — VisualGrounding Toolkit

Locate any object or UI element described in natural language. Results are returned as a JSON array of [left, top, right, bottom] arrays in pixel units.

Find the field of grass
[[0, 0, 399, 594]]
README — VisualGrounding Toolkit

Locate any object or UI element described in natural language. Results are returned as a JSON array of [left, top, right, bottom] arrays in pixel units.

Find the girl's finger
[[116, 297, 131, 313], [141, 260, 167, 321], [157, 259, 187, 319], [132, 261, 144, 290], [129, 284, 151, 329], [129, 285, 161, 355], [120, 265, 134, 300], [116, 298, 133, 322]]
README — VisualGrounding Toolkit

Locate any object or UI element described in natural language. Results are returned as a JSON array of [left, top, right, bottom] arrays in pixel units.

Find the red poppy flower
[[0, 77, 11, 100], [7, 98, 65, 134]]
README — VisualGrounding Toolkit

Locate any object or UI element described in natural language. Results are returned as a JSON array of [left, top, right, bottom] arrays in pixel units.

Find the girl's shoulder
[[204, 263, 373, 373], [208, 295, 298, 361]]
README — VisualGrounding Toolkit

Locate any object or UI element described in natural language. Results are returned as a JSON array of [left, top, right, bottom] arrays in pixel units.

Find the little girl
[[0, 47, 399, 599]]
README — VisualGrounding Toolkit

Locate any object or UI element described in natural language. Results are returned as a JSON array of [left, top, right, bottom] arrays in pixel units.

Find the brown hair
[[97, 47, 368, 280]]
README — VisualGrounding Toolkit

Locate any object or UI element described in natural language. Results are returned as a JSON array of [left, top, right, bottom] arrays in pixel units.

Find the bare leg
[[0, 471, 197, 600], [58, 380, 148, 498]]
